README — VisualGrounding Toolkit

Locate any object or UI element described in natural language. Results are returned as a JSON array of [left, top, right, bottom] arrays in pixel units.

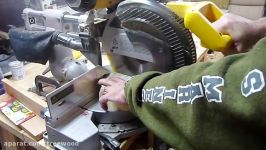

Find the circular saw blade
[[103, 0, 196, 75]]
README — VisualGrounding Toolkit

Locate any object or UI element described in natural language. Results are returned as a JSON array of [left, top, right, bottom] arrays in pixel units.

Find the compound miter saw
[[9, 0, 233, 149], [63, 0, 232, 75]]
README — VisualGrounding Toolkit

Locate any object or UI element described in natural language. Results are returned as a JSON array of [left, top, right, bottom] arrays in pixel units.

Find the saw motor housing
[[64, 0, 198, 74]]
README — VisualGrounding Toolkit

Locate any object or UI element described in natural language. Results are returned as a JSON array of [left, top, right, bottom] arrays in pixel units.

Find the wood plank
[[0, 94, 51, 150], [0, 94, 44, 144], [20, 116, 46, 141], [2, 63, 49, 116], [0, 112, 51, 150], [0, 94, 45, 141]]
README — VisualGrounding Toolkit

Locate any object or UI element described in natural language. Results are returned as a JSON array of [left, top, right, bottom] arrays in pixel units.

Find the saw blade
[[102, 0, 196, 75]]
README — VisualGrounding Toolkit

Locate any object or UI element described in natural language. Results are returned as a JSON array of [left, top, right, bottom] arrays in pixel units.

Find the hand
[[98, 77, 128, 110], [213, 13, 266, 55]]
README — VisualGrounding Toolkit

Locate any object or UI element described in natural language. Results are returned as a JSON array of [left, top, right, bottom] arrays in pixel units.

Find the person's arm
[[124, 38, 266, 149], [98, 14, 266, 149]]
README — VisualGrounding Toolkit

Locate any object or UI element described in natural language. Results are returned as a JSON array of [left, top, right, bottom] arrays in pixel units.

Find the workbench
[[0, 63, 53, 150]]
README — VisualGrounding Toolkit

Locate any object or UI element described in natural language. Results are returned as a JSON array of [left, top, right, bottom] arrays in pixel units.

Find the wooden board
[[0, 93, 45, 141], [20, 116, 46, 141], [0, 108, 52, 150], [0, 94, 51, 150], [2, 63, 49, 116]]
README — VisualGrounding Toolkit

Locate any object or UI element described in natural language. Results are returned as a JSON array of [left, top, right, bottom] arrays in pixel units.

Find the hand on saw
[[212, 13, 266, 55], [98, 77, 128, 110]]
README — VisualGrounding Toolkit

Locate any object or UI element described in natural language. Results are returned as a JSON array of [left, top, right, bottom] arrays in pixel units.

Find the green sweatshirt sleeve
[[125, 38, 266, 150]]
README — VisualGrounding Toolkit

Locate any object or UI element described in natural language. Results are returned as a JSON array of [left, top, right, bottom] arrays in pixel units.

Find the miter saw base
[[43, 66, 146, 150]]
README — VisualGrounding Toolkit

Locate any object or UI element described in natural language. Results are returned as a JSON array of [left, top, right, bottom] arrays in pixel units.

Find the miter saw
[[9, 0, 233, 149], [63, 0, 232, 75]]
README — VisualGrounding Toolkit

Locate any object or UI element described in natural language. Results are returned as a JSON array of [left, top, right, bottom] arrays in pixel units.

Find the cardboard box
[[230, 0, 266, 6], [185, 0, 229, 9], [187, 0, 230, 9], [228, 5, 265, 19]]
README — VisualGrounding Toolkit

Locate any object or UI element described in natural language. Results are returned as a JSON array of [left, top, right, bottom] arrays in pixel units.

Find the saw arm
[[56, 0, 233, 75]]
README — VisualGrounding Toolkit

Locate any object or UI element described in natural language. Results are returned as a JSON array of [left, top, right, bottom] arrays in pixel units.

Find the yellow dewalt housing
[[166, 1, 233, 51], [94, 0, 120, 9]]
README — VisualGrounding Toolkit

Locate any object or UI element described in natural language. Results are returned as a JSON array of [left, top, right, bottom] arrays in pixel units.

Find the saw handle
[[167, 1, 233, 51]]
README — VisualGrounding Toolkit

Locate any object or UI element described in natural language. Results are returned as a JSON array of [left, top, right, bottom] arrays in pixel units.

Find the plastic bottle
[[8, 61, 24, 80]]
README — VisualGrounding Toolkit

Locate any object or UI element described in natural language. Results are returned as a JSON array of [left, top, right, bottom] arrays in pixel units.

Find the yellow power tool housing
[[167, 1, 233, 51], [65, 0, 120, 12]]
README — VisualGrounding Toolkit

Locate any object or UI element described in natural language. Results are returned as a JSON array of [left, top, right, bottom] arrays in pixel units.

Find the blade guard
[[167, 1, 233, 51]]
